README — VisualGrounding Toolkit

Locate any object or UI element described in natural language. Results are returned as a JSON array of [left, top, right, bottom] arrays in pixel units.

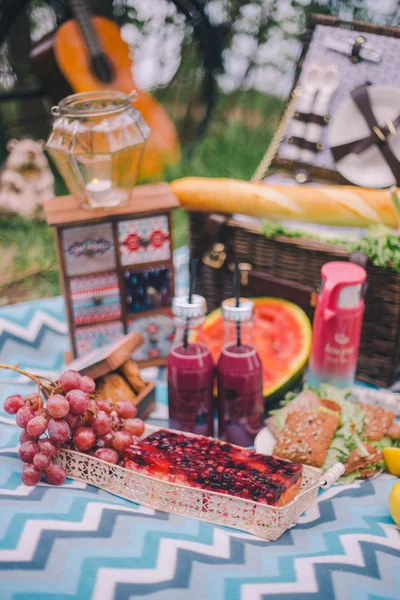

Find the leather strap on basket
[[293, 111, 329, 126], [196, 213, 229, 261], [351, 37, 365, 63], [331, 82, 400, 184], [289, 137, 322, 152], [195, 213, 231, 311]]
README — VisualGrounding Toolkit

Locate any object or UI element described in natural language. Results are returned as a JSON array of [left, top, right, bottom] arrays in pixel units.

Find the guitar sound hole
[[91, 53, 114, 84]]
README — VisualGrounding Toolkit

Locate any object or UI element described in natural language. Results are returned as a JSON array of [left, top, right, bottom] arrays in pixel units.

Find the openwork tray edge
[[56, 427, 339, 541]]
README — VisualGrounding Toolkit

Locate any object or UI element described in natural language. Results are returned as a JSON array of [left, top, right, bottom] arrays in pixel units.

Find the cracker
[[361, 404, 395, 441], [344, 442, 382, 475], [273, 409, 340, 468]]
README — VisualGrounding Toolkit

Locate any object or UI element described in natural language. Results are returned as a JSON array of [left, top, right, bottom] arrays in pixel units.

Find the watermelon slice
[[202, 297, 312, 399]]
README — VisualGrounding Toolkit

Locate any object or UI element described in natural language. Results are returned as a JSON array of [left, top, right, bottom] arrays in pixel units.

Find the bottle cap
[[172, 294, 207, 319], [321, 261, 366, 289], [222, 298, 254, 322], [338, 283, 362, 308], [320, 261, 366, 318]]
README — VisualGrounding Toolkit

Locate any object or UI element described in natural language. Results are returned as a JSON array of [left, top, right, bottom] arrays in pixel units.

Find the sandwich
[[269, 384, 399, 482]]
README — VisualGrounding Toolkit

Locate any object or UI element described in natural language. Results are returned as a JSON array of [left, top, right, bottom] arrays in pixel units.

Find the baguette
[[171, 177, 399, 228]]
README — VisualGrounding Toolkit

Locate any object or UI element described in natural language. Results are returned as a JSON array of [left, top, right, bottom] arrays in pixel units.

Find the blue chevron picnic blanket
[[0, 248, 399, 599]]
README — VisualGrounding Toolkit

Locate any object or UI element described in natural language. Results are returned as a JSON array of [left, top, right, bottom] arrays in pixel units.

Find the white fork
[[301, 65, 340, 163]]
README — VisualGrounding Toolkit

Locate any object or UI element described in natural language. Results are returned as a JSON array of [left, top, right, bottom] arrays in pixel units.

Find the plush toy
[[0, 138, 55, 218]]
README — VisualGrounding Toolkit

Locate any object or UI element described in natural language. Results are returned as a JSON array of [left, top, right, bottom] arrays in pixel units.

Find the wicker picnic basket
[[189, 15, 400, 389]]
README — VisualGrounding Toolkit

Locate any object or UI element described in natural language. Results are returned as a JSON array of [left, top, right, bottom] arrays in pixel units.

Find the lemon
[[389, 482, 400, 526], [383, 447, 400, 476]]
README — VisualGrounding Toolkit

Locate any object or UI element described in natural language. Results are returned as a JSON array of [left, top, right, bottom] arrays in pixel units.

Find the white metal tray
[[55, 426, 344, 541]]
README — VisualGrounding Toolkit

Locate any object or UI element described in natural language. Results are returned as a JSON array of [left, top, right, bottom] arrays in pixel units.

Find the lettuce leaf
[[261, 221, 400, 272], [337, 471, 362, 484], [315, 383, 352, 403], [269, 413, 286, 433]]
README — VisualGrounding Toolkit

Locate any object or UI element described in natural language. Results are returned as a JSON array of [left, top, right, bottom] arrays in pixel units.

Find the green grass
[[0, 215, 59, 305], [0, 91, 283, 304]]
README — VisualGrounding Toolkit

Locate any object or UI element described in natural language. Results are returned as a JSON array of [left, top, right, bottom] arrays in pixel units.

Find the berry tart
[[124, 429, 303, 507]]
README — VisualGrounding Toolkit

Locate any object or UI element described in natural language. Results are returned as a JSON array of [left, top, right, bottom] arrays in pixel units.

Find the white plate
[[328, 86, 400, 188], [254, 426, 276, 455]]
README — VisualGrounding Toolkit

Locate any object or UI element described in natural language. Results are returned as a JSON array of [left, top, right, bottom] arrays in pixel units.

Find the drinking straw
[[183, 259, 198, 349], [390, 186, 400, 230], [234, 263, 241, 347]]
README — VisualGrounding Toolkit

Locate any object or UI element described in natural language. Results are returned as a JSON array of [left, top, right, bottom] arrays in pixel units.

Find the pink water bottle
[[308, 261, 367, 389]]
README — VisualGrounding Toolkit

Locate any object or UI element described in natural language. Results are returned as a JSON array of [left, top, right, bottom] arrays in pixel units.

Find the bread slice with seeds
[[361, 404, 395, 441], [273, 409, 340, 468]]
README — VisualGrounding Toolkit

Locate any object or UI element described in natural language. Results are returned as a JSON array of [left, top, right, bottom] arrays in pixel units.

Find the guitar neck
[[69, 0, 102, 58]]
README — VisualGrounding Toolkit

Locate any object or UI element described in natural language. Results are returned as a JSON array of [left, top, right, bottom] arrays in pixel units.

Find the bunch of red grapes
[[4, 369, 145, 486]]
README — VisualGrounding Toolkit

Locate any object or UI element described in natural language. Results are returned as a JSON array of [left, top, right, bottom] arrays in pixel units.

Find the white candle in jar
[[86, 178, 112, 196]]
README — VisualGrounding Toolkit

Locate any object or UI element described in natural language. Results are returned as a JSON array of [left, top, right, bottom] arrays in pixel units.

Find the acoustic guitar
[[30, 0, 180, 179]]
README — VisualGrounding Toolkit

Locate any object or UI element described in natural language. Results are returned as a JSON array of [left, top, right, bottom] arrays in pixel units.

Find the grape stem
[[0, 363, 56, 412]]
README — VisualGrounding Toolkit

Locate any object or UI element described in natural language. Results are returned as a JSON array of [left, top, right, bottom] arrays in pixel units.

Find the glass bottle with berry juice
[[217, 298, 264, 446], [167, 294, 214, 436]]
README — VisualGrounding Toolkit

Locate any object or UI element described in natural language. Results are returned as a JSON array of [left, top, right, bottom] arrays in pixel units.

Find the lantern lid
[[46, 90, 150, 154], [56, 90, 134, 118]]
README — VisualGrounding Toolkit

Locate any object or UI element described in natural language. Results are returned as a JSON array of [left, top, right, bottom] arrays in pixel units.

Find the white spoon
[[285, 63, 322, 161]]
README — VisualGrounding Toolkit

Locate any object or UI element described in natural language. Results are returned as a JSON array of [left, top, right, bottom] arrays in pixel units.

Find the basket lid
[[261, 15, 400, 187]]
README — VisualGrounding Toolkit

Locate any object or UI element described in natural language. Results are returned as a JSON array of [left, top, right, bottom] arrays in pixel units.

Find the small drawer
[[118, 215, 171, 266], [124, 266, 173, 315], [128, 314, 175, 363], [75, 321, 124, 357], [63, 223, 116, 276], [70, 272, 122, 326]]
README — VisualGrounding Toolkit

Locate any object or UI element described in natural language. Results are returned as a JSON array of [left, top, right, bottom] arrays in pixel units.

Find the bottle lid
[[172, 294, 207, 319], [321, 261, 366, 287], [338, 283, 362, 308], [222, 298, 254, 322], [320, 261, 366, 311]]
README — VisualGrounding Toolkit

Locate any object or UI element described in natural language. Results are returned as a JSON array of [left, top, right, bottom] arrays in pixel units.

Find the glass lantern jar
[[46, 90, 150, 209]]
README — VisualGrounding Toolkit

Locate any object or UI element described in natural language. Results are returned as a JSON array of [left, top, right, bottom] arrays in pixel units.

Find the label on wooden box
[[118, 215, 171, 266], [75, 321, 124, 357], [128, 314, 175, 362], [63, 223, 116, 276], [70, 272, 122, 326]]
